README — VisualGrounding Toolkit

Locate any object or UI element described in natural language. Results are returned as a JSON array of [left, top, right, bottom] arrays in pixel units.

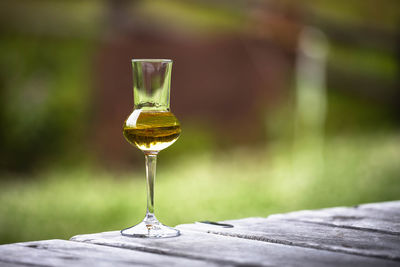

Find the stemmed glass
[[121, 59, 181, 238]]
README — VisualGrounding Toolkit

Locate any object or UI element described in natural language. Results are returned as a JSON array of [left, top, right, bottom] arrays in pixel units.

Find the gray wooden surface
[[1, 201, 399, 266]]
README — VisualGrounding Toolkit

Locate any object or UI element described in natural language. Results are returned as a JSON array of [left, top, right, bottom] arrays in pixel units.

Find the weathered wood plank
[[0, 262, 25, 267], [71, 230, 397, 266], [178, 216, 400, 261], [358, 201, 400, 216], [0, 239, 216, 267], [268, 206, 400, 235]]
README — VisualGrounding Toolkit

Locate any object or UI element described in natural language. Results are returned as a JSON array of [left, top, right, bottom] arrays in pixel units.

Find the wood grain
[[1, 200, 399, 266], [268, 206, 400, 235], [178, 201, 400, 262], [71, 230, 397, 266], [0, 239, 216, 267], [358, 201, 400, 217]]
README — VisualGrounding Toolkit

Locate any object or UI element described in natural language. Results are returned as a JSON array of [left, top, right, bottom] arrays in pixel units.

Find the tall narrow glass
[[121, 59, 181, 238]]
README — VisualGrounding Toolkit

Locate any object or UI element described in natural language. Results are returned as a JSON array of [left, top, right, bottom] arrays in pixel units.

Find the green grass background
[[1, 132, 399, 244]]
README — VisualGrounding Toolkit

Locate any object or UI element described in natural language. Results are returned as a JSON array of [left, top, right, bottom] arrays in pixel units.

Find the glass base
[[121, 214, 180, 238]]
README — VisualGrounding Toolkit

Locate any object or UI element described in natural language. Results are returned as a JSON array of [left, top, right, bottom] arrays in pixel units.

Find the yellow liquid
[[123, 110, 181, 152]]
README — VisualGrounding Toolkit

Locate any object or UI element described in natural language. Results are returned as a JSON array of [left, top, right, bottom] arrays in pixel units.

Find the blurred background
[[0, 0, 399, 244]]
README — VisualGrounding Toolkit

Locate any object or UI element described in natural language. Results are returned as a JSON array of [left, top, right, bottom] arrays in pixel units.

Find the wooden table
[[1, 201, 399, 266]]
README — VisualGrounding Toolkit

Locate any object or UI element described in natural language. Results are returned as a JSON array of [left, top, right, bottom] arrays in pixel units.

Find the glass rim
[[131, 59, 173, 63]]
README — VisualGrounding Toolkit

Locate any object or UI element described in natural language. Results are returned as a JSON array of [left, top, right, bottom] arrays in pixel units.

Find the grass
[[0, 132, 399, 244]]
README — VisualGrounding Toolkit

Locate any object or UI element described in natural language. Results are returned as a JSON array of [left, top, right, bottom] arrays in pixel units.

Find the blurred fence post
[[293, 26, 329, 178]]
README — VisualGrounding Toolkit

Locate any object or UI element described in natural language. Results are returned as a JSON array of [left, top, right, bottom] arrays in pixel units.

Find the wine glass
[[121, 59, 181, 238]]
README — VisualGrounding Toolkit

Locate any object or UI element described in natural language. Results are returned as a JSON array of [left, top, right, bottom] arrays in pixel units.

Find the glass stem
[[144, 153, 157, 216]]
